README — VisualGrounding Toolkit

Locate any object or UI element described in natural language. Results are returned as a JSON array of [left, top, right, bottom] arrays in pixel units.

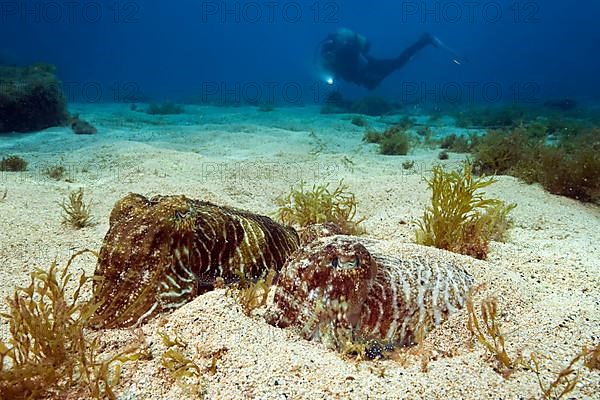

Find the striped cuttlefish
[[266, 235, 474, 347], [89, 193, 300, 329]]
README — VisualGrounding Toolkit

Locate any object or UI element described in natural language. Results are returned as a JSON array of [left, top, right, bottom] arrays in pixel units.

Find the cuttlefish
[[89, 193, 300, 329], [266, 235, 474, 347]]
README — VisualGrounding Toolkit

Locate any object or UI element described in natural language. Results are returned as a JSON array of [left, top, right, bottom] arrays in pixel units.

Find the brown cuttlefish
[[89, 193, 300, 329], [266, 235, 474, 348]]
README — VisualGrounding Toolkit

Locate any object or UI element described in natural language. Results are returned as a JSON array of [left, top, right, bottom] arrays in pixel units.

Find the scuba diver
[[319, 28, 463, 90]]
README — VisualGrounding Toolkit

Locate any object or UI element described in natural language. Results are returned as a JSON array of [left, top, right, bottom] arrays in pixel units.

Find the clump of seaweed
[[363, 124, 412, 155], [60, 188, 94, 228], [454, 105, 526, 129], [44, 164, 66, 180], [402, 160, 415, 170], [468, 294, 600, 399], [467, 295, 517, 374], [320, 91, 352, 114], [363, 129, 383, 144], [478, 201, 516, 242], [473, 128, 600, 203], [351, 115, 368, 127], [535, 133, 600, 202], [380, 129, 411, 155], [437, 150, 449, 160], [417, 126, 440, 149], [440, 133, 478, 153], [417, 126, 432, 138], [415, 163, 516, 259], [386, 122, 412, 136], [0, 155, 28, 171], [257, 103, 275, 112], [584, 344, 600, 371], [159, 332, 200, 379], [528, 350, 592, 400], [276, 180, 365, 235], [546, 117, 586, 138], [0, 251, 142, 400], [440, 133, 458, 149], [231, 269, 276, 316], [146, 102, 185, 115], [529, 345, 600, 399], [162, 349, 201, 381], [158, 331, 205, 397], [394, 116, 415, 130], [523, 121, 549, 139], [472, 129, 537, 176], [350, 96, 393, 116]]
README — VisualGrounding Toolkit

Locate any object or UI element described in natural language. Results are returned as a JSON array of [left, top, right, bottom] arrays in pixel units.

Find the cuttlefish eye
[[331, 255, 360, 270], [175, 210, 188, 219], [331, 256, 339, 268]]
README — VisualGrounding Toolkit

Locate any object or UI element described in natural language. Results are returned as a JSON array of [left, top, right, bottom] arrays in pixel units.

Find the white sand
[[0, 104, 598, 399]]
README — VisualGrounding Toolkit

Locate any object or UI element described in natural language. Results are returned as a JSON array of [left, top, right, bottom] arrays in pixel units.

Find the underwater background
[[1, 1, 600, 399], [3, 0, 600, 104]]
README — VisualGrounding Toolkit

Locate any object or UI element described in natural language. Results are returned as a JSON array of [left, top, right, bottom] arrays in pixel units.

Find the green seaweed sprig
[[467, 293, 600, 399], [60, 188, 94, 229], [276, 180, 365, 235], [416, 163, 516, 259], [0, 250, 142, 399]]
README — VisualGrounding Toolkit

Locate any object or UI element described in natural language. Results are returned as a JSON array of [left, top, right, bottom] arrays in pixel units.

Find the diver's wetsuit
[[320, 30, 437, 90]]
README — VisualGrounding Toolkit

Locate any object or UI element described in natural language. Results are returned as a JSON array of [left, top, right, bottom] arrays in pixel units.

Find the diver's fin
[[430, 35, 445, 49], [426, 34, 468, 65]]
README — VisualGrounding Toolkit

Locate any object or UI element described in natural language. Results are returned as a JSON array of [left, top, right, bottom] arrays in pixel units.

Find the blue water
[[3, 0, 599, 105]]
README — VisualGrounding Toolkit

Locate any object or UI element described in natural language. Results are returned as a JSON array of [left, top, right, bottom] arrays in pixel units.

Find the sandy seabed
[[0, 104, 598, 399]]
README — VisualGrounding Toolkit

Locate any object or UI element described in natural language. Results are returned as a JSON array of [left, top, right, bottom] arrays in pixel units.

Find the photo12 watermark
[[0, 1, 140, 23], [56, 78, 544, 107], [62, 80, 145, 103], [398, 81, 542, 104], [400, 1, 540, 24], [200, 160, 343, 185], [0, 162, 127, 184], [199, 1, 340, 24]]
